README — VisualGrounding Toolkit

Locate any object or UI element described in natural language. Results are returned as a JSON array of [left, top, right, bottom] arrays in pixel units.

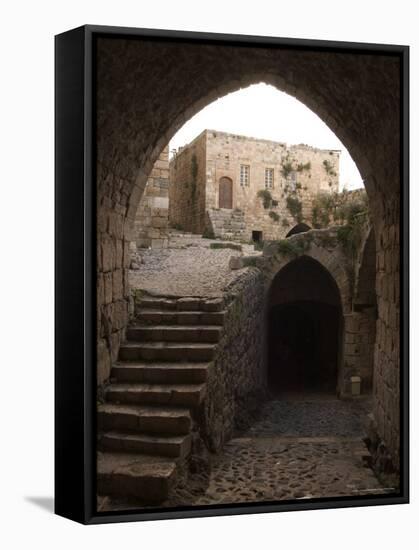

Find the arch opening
[[286, 223, 311, 238], [268, 256, 343, 395]]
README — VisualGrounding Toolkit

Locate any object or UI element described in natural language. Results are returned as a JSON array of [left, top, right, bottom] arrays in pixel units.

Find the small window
[[265, 168, 274, 188], [240, 164, 250, 186], [252, 230, 263, 243]]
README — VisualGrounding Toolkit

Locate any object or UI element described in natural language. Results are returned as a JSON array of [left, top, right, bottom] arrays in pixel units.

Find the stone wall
[[343, 310, 376, 394], [134, 146, 169, 249], [204, 208, 246, 240], [201, 269, 267, 452], [169, 135, 207, 233], [371, 197, 400, 471]]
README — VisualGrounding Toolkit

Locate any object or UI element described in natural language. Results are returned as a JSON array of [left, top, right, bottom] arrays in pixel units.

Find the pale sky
[[169, 83, 363, 191]]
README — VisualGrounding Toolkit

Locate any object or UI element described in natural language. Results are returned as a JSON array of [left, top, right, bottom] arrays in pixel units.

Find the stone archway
[[268, 256, 343, 395], [96, 35, 401, 468], [286, 223, 311, 237]]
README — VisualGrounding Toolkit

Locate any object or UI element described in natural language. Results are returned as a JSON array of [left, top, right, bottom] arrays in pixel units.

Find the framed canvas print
[[55, 25, 409, 524]]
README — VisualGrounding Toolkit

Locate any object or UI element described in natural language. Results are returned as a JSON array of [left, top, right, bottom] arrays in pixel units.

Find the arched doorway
[[218, 177, 233, 209], [268, 256, 343, 395], [286, 223, 311, 237], [96, 36, 402, 466]]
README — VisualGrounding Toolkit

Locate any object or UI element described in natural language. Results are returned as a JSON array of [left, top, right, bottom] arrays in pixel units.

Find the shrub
[[286, 196, 303, 222], [276, 237, 311, 258], [257, 189, 272, 209], [269, 211, 280, 222], [323, 159, 337, 176], [296, 161, 311, 172], [281, 161, 294, 178]]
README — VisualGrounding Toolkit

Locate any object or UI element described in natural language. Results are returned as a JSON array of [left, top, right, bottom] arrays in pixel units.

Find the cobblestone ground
[[129, 232, 260, 297], [190, 397, 393, 505]]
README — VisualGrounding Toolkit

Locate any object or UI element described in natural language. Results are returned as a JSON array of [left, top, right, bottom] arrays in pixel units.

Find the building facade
[[169, 130, 340, 241]]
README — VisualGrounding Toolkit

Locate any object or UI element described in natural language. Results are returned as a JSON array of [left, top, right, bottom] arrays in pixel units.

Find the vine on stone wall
[[276, 236, 312, 258], [257, 189, 272, 209], [286, 196, 303, 222], [323, 159, 337, 176], [311, 189, 368, 229]]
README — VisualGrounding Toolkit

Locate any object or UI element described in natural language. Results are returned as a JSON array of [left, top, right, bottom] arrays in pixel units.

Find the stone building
[[169, 130, 340, 241], [134, 146, 170, 249]]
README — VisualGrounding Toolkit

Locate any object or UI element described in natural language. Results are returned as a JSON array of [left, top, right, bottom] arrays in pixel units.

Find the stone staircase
[[205, 208, 247, 240], [97, 295, 225, 505]]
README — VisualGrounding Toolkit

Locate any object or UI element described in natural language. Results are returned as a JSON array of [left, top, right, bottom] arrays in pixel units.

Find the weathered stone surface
[[135, 147, 170, 249], [96, 36, 401, 470], [97, 452, 176, 502], [229, 256, 244, 270], [97, 403, 192, 435]]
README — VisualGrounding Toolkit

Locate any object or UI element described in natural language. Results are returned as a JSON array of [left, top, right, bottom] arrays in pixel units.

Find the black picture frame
[[55, 24, 409, 525]]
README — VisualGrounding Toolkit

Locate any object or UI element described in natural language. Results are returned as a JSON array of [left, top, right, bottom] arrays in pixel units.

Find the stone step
[[138, 298, 178, 311], [99, 431, 191, 459], [97, 403, 192, 435], [137, 309, 225, 326], [106, 383, 206, 408], [119, 341, 216, 362], [112, 362, 210, 384], [127, 325, 222, 343], [97, 452, 176, 502], [137, 297, 224, 313]]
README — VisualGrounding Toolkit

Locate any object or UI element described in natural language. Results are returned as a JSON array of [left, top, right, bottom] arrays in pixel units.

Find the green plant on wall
[[323, 159, 337, 177], [296, 161, 311, 172], [337, 200, 369, 257], [281, 161, 293, 178], [257, 189, 272, 209], [269, 211, 280, 222], [276, 237, 312, 258], [311, 189, 368, 229], [286, 196, 303, 222], [282, 219, 290, 228]]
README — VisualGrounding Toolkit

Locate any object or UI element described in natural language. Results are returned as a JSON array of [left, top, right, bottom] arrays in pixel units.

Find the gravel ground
[[129, 233, 260, 297]]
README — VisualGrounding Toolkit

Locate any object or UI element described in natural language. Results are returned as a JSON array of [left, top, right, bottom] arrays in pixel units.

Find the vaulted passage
[[268, 256, 342, 394]]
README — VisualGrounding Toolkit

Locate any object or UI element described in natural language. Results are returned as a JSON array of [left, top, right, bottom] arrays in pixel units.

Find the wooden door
[[219, 177, 233, 209]]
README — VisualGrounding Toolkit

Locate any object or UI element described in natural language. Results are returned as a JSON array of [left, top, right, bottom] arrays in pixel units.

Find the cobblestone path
[[191, 396, 392, 505]]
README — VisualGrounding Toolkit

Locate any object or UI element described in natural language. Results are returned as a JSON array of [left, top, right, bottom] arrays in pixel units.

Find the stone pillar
[[372, 198, 400, 470], [134, 146, 169, 249]]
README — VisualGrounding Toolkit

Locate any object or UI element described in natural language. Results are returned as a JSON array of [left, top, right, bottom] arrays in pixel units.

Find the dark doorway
[[252, 230, 263, 243], [286, 223, 311, 237], [268, 256, 342, 395], [219, 177, 233, 209]]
